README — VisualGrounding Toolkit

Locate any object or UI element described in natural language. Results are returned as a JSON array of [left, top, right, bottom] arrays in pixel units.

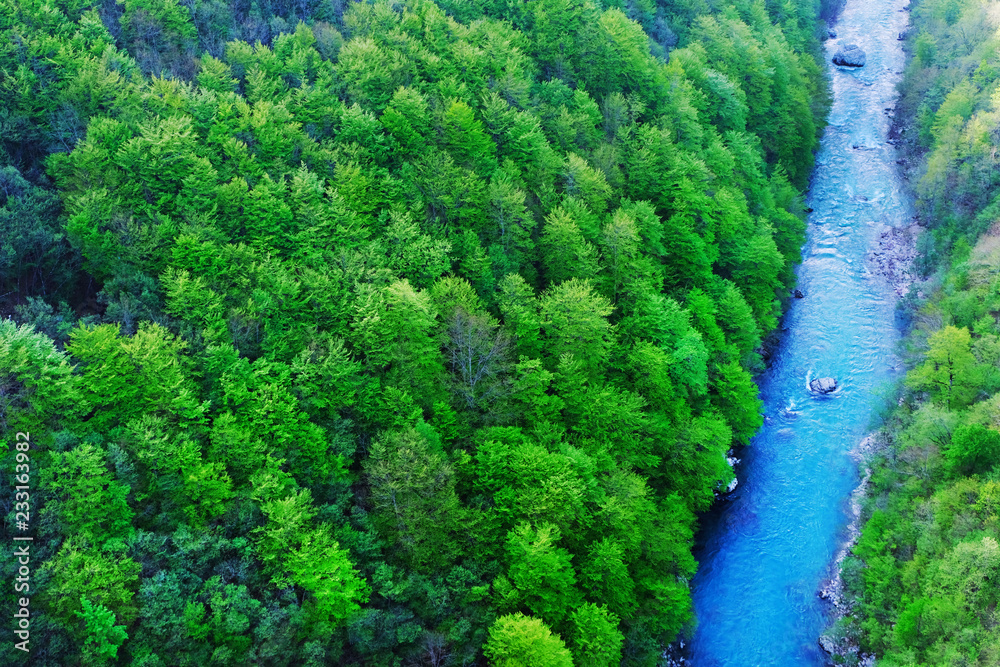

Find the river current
[[687, 0, 913, 664]]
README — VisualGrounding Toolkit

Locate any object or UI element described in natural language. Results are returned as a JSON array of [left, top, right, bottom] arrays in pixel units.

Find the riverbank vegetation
[[1, 0, 830, 663], [834, 0, 1000, 663]]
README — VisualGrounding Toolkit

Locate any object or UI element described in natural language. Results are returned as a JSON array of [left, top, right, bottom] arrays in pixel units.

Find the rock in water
[[832, 44, 866, 67], [810, 377, 837, 393]]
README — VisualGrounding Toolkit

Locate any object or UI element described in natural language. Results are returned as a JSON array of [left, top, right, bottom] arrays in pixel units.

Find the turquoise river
[[688, 0, 915, 663]]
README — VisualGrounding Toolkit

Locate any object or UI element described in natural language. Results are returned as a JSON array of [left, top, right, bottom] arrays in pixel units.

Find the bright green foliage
[[42, 444, 134, 545], [894, 0, 1000, 255], [484, 613, 574, 667], [486, 167, 536, 278], [539, 279, 615, 380], [443, 99, 498, 174], [712, 362, 764, 443], [509, 358, 565, 424], [284, 524, 371, 626], [210, 356, 345, 486], [442, 305, 513, 417], [122, 415, 231, 526], [255, 490, 369, 627], [498, 274, 542, 359], [0, 320, 85, 432], [253, 488, 315, 582], [580, 538, 636, 619], [182, 459, 234, 525], [496, 523, 582, 626], [945, 423, 1000, 477], [906, 325, 980, 409], [67, 322, 206, 430], [76, 597, 128, 665], [570, 603, 624, 667], [353, 279, 446, 406], [476, 435, 588, 533], [661, 413, 734, 512], [540, 207, 600, 285], [363, 428, 465, 570], [41, 540, 141, 626]]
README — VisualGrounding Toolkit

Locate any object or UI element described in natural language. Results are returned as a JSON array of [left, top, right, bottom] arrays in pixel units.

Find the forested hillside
[[834, 0, 1000, 663], [0, 0, 830, 663]]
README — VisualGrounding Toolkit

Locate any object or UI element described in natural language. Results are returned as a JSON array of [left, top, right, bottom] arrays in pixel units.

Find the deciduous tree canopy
[[0, 0, 831, 662]]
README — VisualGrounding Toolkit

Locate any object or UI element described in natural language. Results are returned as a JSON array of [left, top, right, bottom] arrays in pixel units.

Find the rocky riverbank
[[865, 221, 924, 298], [662, 641, 691, 666], [816, 433, 890, 665]]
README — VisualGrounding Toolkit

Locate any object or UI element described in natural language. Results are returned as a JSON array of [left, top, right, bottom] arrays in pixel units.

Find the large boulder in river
[[810, 377, 838, 393], [833, 44, 866, 67]]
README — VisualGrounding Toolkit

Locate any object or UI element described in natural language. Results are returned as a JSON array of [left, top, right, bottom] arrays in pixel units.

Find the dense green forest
[[0, 0, 831, 663], [833, 0, 1000, 663]]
